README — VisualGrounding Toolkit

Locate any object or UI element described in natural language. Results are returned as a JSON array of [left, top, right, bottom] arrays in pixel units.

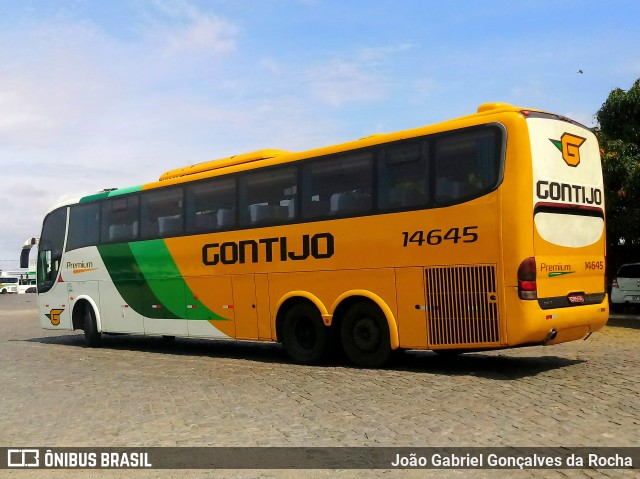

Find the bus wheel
[[281, 302, 329, 365], [83, 305, 101, 347], [341, 301, 391, 368]]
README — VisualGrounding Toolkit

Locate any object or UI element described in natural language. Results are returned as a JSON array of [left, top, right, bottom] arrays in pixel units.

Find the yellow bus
[[32, 102, 608, 367]]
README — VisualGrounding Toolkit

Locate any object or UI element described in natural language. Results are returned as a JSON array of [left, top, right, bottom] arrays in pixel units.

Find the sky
[[1, 0, 639, 270]]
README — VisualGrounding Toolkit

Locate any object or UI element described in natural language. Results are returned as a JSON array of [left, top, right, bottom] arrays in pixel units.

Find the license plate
[[568, 293, 585, 304]]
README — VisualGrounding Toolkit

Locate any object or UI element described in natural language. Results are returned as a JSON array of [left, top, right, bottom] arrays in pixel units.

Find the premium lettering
[[540, 263, 571, 272]]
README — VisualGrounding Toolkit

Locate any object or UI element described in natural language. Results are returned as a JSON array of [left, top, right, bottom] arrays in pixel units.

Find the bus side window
[[378, 141, 429, 210], [186, 177, 237, 233], [435, 128, 501, 204], [302, 152, 372, 219], [101, 196, 140, 243], [239, 167, 297, 226], [140, 187, 184, 239]]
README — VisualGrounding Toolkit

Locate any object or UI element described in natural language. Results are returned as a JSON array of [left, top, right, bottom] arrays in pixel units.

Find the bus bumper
[[505, 289, 609, 346]]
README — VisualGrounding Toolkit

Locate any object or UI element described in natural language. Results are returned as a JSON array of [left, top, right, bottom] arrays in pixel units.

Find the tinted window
[[37, 207, 67, 293], [186, 177, 237, 233], [67, 203, 100, 251], [239, 167, 297, 226], [435, 128, 502, 204], [302, 152, 372, 219], [140, 188, 184, 239], [378, 141, 429, 210], [101, 196, 139, 243], [618, 265, 640, 278]]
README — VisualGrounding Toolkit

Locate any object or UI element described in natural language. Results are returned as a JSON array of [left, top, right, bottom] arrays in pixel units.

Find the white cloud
[[147, 10, 237, 57], [259, 58, 283, 76], [357, 43, 413, 63], [0, 6, 246, 263], [306, 60, 387, 107], [303, 43, 419, 108]]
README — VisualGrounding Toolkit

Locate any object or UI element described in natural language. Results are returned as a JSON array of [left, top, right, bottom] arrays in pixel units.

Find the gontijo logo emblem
[[46, 308, 64, 326], [549, 133, 586, 167]]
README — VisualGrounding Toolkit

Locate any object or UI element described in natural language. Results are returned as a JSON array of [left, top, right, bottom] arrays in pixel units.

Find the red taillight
[[518, 257, 537, 300], [612, 278, 619, 289]]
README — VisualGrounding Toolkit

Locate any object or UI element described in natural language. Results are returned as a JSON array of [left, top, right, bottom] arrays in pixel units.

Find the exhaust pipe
[[544, 328, 558, 345]]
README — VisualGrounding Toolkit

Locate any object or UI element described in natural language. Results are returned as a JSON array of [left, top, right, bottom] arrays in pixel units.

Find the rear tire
[[341, 302, 392, 368], [83, 305, 101, 347], [281, 302, 330, 365]]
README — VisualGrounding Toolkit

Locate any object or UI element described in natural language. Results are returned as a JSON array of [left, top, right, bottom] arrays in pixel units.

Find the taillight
[[612, 278, 619, 289], [518, 257, 537, 300]]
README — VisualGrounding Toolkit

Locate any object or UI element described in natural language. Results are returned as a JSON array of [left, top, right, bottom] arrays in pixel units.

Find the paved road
[[1, 294, 638, 479]]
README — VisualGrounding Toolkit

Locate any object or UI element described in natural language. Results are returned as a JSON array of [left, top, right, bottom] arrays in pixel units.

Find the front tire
[[281, 302, 330, 365], [83, 305, 101, 347], [341, 302, 392, 368]]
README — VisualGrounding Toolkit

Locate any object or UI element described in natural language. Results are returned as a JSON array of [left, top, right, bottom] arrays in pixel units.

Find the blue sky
[[1, 0, 639, 268]]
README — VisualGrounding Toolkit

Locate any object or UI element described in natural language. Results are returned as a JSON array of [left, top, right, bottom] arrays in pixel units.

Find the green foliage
[[596, 78, 640, 254], [596, 79, 640, 146]]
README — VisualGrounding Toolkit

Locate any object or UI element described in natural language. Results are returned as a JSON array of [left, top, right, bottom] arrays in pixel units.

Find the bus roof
[[159, 149, 291, 182], [152, 102, 543, 186], [70, 102, 562, 206]]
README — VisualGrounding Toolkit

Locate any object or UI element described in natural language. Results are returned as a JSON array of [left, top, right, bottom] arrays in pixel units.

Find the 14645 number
[[401, 226, 478, 247]]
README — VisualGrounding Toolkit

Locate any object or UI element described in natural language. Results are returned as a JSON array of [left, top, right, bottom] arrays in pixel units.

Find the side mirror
[[20, 238, 38, 268]]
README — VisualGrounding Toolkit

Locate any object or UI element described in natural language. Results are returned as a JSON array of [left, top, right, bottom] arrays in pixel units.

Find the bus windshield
[[37, 208, 67, 293]]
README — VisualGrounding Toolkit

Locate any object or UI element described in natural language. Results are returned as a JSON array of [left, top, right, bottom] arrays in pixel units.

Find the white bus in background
[[0, 274, 19, 294], [18, 271, 37, 293], [1, 268, 37, 294]]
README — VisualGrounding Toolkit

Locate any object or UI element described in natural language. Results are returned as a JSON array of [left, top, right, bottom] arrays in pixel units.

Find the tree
[[596, 78, 640, 268]]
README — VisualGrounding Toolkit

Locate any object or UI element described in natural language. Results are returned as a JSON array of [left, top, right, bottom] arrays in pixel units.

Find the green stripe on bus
[[79, 191, 111, 203], [97, 243, 170, 318], [80, 185, 143, 204], [129, 240, 226, 321], [98, 241, 226, 321], [108, 185, 143, 197]]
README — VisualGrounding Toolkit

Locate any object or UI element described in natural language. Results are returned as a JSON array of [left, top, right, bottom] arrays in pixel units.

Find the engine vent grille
[[425, 265, 500, 347]]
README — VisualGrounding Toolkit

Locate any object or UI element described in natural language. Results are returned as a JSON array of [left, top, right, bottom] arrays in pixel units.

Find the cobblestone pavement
[[1, 295, 638, 479]]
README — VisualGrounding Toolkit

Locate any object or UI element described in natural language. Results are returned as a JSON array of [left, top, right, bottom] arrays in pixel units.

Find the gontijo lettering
[[536, 181, 602, 205], [202, 233, 335, 266]]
